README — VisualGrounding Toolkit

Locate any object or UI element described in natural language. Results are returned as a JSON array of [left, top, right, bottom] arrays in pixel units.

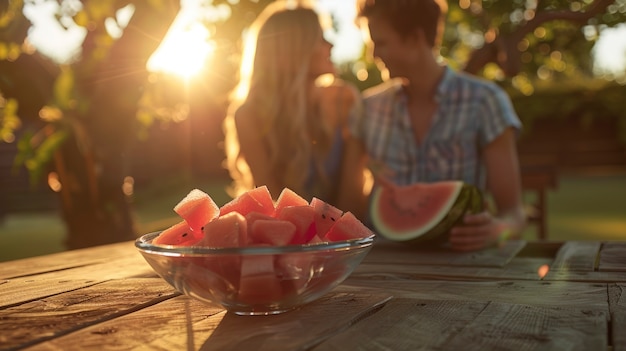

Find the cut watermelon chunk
[[238, 254, 282, 305], [246, 186, 275, 215], [201, 212, 248, 248], [157, 186, 375, 249], [275, 252, 314, 294], [173, 189, 220, 235], [274, 188, 309, 214], [245, 211, 275, 226], [249, 219, 296, 246], [276, 205, 317, 245], [307, 235, 324, 245], [324, 211, 374, 242], [245, 211, 276, 245], [220, 190, 274, 217], [310, 197, 344, 238], [153, 220, 201, 246]]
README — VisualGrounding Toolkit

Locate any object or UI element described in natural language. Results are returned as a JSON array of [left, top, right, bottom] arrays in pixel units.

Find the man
[[349, 0, 527, 251]]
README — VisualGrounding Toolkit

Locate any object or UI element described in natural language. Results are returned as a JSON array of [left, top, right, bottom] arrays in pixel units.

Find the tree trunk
[[54, 132, 138, 249], [0, 1, 180, 250], [58, 2, 180, 249]]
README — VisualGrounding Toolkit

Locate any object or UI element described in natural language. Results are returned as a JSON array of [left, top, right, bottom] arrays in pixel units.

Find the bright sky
[[592, 23, 626, 75], [21, 0, 626, 78], [315, 0, 364, 63]]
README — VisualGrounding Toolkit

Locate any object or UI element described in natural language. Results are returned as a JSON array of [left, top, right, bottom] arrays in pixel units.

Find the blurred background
[[1, 0, 625, 262]]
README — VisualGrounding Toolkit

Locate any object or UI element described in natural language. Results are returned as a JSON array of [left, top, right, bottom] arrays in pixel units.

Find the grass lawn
[[1, 172, 625, 262]]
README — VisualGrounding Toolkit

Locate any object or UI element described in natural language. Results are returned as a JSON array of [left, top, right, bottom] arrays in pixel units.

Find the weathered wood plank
[[315, 299, 607, 351], [543, 271, 626, 283], [599, 242, 626, 272], [440, 301, 607, 351], [550, 241, 601, 272], [353, 256, 551, 281], [314, 298, 489, 350], [364, 239, 527, 267], [0, 241, 138, 280], [609, 283, 626, 351], [23, 291, 393, 351], [342, 279, 610, 312], [0, 278, 179, 351], [0, 255, 156, 308]]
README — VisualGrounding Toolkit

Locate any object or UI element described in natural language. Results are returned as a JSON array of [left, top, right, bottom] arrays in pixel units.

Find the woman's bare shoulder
[[230, 102, 264, 138], [232, 101, 262, 126], [315, 79, 362, 128], [325, 78, 360, 100], [317, 79, 361, 108]]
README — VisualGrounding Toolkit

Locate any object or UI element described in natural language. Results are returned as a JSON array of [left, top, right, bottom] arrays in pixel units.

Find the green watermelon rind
[[467, 184, 484, 214], [370, 182, 481, 244], [410, 185, 472, 243]]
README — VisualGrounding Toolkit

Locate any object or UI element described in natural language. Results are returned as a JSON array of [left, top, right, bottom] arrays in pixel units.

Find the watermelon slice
[[324, 211, 374, 242], [249, 219, 296, 246], [238, 254, 283, 305], [247, 186, 275, 215], [201, 212, 248, 248], [153, 220, 201, 246], [276, 205, 317, 244], [173, 189, 220, 236], [274, 188, 309, 213], [310, 197, 343, 238], [369, 181, 483, 243], [220, 188, 275, 217], [275, 252, 314, 294]]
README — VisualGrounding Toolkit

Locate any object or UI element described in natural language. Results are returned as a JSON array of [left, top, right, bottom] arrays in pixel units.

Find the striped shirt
[[350, 66, 522, 191]]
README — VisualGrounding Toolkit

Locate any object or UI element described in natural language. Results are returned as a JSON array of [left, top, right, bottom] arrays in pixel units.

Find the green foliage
[[344, 0, 626, 93], [510, 79, 626, 142], [1, 0, 177, 187], [53, 67, 76, 111], [450, 0, 625, 81], [13, 128, 68, 187], [0, 97, 20, 143]]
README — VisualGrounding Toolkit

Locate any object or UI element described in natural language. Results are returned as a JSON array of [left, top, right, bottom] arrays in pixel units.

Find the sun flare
[[147, 20, 215, 79]]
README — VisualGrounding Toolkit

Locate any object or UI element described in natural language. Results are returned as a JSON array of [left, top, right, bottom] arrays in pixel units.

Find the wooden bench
[[519, 154, 559, 240]]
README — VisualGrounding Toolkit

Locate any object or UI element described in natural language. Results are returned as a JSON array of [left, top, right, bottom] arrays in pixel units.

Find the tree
[[342, 0, 626, 95], [1, 0, 180, 249], [0, 0, 278, 250]]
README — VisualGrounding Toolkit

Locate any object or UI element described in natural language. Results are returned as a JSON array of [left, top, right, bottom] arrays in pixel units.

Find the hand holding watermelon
[[448, 207, 521, 252], [370, 181, 484, 245]]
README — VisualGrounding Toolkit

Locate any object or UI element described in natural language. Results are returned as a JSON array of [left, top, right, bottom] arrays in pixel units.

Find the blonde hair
[[223, 0, 334, 198]]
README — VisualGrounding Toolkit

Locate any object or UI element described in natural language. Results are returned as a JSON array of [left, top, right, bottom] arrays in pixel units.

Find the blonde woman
[[223, 0, 366, 215]]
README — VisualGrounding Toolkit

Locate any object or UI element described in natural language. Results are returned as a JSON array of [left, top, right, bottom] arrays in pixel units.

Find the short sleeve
[[479, 85, 522, 148]]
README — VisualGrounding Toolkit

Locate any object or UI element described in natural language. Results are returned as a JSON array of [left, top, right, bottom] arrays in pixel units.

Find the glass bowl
[[135, 232, 374, 315]]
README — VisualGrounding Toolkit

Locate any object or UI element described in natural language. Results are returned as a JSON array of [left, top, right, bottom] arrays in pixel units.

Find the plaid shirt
[[351, 66, 522, 191]]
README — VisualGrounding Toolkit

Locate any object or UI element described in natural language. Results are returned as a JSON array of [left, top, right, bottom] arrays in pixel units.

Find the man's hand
[[448, 210, 508, 252]]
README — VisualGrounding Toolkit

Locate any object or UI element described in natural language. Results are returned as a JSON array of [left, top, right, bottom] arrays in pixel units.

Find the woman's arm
[[336, 134, 369, 220], [330, 83, 369, 220], [233, 106, 282, 197]]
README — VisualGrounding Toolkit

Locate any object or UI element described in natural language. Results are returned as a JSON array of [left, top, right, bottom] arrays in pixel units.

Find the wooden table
[[1, 238, 625, 350]]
